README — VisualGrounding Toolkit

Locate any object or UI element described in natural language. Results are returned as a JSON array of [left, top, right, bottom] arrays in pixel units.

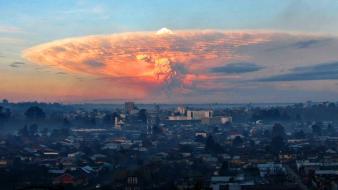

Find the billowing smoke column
[[136, 55, 174, 82]]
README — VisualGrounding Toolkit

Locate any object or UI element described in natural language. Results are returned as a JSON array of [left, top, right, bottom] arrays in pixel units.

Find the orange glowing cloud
[[20, 29, 338, 102], [23, 29, 271, 88]]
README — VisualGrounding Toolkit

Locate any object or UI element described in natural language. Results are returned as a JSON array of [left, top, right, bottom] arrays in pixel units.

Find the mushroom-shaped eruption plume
[[23, 29, 271, 89]]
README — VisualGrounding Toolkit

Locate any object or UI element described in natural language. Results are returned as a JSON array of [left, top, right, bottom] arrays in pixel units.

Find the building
[[125, 102, 136, 113], [210, 176, 254, 190], [177, 106, 187, 115], [168, 116, 190, 121], [201, 116, 232, 125], [257, 163, 286, 177], [187, 110, 213, 120], [195, 131, 208, 138], [114, 117, 123, 129], [220, 116, 232, 124], [146, 105, 160, 135]]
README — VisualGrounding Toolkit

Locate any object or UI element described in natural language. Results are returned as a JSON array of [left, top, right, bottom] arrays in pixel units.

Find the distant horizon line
[[1, 99, 336, 106]]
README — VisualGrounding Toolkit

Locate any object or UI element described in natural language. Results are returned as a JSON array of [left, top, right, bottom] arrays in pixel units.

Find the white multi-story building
[[187, 110, 213, 120], [177, 106, 187, 115]]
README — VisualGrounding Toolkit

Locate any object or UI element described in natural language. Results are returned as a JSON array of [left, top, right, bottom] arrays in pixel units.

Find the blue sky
[[2, 0, 338, 41], [2, 0, 338, 57]]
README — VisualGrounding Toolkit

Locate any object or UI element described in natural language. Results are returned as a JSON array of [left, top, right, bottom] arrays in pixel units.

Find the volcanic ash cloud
[[24, 29, 338, 101], [22, 29, 271, 88]]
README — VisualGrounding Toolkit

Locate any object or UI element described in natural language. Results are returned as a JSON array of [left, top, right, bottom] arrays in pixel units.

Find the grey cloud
[[56, 72, 67, 75], [293, 39, 325, 49], [9, 61, 25, 68], [84, 60, 105, 68], [266, 39, 329, 52], [259, 61, 338, 82], [162, 62, 189, 93], [172, 63, 188, 74], [210, 62, 264, 74]]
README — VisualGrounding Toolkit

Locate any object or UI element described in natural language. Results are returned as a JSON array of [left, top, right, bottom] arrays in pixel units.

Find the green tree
[[232, 136, 243, 146], [138, 109, 148, 123], [271, 123, 286, 138], [25, 106, 46, 121], [0, 106, 11, 126], [205, 135, 223, 153], [312, 123, 322, 136], [271, 136, 285, 154]]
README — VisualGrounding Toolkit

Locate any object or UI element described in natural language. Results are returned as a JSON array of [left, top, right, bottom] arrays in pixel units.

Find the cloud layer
[[210, 62, 264, 74], [259, 61, 338, 81], [22, 29, 338, 102]]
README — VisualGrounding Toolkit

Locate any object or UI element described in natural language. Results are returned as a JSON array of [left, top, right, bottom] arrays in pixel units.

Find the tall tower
[[146, 115, 153, 135], [155, 104, 160, 127], [114, 117, 121, 130], [146, 104, 160, 135]]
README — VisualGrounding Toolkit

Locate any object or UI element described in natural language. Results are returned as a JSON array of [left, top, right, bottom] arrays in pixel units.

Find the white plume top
[[156, 27, 174, 35]]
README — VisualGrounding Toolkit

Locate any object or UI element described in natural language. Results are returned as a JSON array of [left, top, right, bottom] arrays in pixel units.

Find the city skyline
[[1, 0, 338, 103]]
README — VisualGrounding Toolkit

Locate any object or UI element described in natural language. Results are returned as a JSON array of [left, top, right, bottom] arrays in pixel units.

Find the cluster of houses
[[0, 103, 338, 190]]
